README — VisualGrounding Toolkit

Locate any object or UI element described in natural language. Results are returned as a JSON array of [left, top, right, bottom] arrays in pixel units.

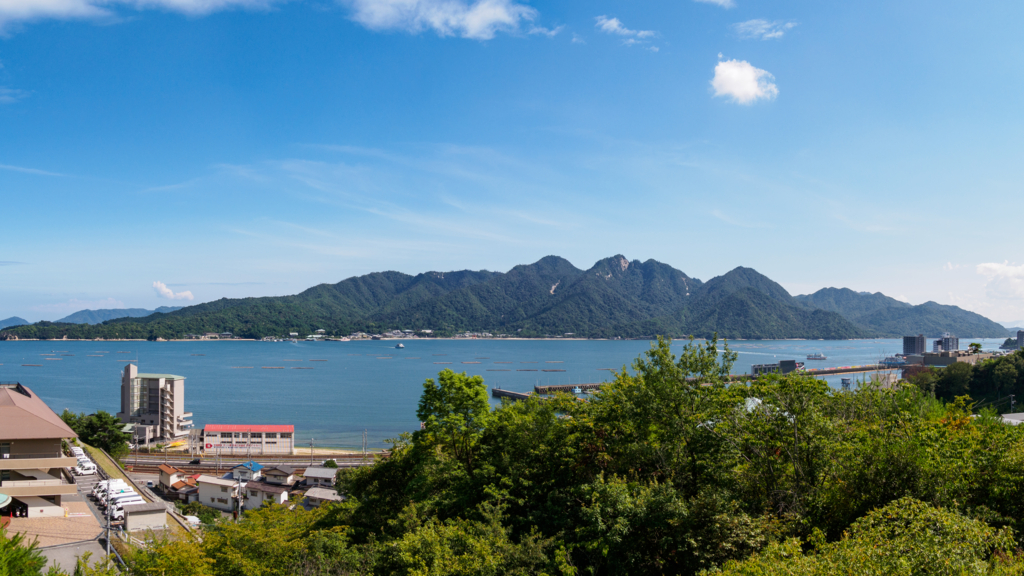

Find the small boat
[[807, 353, 827, 360], [395, 343, 405, 349], [572, 387, 582, 394]]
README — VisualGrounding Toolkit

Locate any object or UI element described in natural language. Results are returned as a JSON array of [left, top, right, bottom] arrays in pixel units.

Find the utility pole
[[1012, 394, 1017, 413], [309, 438, 314, 468], [362, 430, 367, 466], [105, 480, 112, 555]]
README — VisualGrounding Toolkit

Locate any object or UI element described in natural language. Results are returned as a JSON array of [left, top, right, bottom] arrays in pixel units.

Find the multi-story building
[[116, 364, 193, 441], [1018, 330, 1024, 349], [0, 382, 80, 517], [195, 474, 238, 512], [933, 333, 959, 353], [200, 424, 294, 455], [903, 335, 926, 355]]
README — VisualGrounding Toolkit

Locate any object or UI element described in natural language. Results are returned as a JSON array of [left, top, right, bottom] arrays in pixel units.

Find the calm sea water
[[0, 338, 1007, 449]]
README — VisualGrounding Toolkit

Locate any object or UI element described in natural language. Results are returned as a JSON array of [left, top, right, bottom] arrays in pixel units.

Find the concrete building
[[196, 474, 237, 512], [157, 464, 186, 492], [123, 502, 168, 532], [117, 364, 193, 441], [923, 351, 994, 367], [201, 424, 295, 456], [0, 382, 80, 518], [903, 335, 926, 356], [1018, 330, 1024, 349], [262, 466, 297, 486], [933, 333, 959, 353], [751, 360, 803, 377]]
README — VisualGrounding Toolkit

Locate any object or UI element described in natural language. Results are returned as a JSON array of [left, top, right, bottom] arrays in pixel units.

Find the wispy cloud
[[0, 87, 29, 103], [0, 163, 65, 176], [0, 0, 282, 32], [711, 209, 770, 228], [0, 261, 27, 266], [711, 58, 778, 105], [571, 33, 584, 44], [595, 15, 655, 39], [693, 0, 735, 9], [528, 25, 562, 37], [732, 19, 796, 40], [343, 0, 540, 40], [153, 281, 194, 300]]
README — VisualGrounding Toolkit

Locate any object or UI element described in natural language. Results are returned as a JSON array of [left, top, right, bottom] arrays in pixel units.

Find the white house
[[231, 460, 263, 482], [196, 474, 237, 512], [262, 466, 297, 486], [302, 466, 336, 488], [243, 480, 290, 508], [304, 487, 342, 507], [158, 464, 186, 492]]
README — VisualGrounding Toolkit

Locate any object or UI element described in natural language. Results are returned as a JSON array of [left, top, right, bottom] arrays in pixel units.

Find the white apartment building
[[196, 474, 237, 512], [116, 364, 193, 440]]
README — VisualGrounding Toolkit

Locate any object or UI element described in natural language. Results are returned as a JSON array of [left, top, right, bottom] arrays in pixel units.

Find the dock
[[491, 387, 533, 401], [534, 383, 605, 394]]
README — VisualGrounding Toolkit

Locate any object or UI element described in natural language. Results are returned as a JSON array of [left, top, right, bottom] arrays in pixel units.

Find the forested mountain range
[[56, 306, 183, 324], [0, 255, 1008, 340]]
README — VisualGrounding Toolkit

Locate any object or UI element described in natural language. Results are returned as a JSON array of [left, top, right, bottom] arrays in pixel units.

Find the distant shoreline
[[0, 336, 1003, 343]]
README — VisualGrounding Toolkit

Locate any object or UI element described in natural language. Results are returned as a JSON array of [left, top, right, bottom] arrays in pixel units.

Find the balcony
[[0, 472, 78, 497], [0, 452, 78, 470]]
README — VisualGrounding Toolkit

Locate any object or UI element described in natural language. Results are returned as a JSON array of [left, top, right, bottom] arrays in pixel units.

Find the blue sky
[[2, 0, 1023, 324]]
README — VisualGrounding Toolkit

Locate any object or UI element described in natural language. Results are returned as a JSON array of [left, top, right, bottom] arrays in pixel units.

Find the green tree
[[416, 370, 491, 472], [0, 527, 47, 576]]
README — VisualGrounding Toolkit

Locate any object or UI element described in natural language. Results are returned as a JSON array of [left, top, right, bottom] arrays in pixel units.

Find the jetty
[[491, 387, 533, 401]]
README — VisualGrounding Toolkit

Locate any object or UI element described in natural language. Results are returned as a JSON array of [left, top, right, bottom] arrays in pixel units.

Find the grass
[[78, 441, 129, 483]]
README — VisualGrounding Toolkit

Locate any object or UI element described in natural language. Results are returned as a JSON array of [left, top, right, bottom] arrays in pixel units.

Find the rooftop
[[0, 382, 77, 440], [158, 464, 185, 475], [305, 487, 342, 501], [263, 466, 297, 475], [122, 502, 168, 513], [233, 460, 264, 472], [196, 474, 237, 487], [303, 466, 338, 479], [245, 480, 290, 495], [136, 373, 185, 380]]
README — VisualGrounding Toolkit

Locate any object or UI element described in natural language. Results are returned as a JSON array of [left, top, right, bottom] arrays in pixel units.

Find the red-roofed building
[[200, 424, 294, 455]]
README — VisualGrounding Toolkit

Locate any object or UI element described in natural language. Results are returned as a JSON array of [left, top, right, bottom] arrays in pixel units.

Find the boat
[[806, 353, 828, 360], [395, 343, 405, 349]]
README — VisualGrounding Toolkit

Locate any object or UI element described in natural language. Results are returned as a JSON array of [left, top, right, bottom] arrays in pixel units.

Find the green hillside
[[795, 287, 1008, 337], [0, 256, 1005, 340]]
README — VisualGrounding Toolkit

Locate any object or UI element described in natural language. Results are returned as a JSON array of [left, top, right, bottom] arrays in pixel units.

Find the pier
[[491, 387, 533, 401], [534, 383, 605, 394]]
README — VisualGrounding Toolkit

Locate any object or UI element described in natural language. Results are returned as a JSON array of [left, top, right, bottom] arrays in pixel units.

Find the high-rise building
[[1018, 330, 1024, 349], [117, 364, 193, 441], [903, 334, 926, 355], [932, 332, 959, 353]]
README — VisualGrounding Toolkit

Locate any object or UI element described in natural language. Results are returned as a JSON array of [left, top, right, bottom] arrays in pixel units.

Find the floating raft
[[22, 364, 42, 367], [494, 361, 512, 364], [310, 359, 327, 362], [293, 367, 314, 370], [462, 361, 481, 364], [517, 369, 538, 372], [487, 369, 511, 372], [262, 366, 285, 369], [434, 362, 452, 364], [231, 366, 254, 369], [545, 361, 564, 363], [541, 369, 565, 372]]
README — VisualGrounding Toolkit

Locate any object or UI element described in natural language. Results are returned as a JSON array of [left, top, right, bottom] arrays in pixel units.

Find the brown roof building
[[0, 383, 80, 518]]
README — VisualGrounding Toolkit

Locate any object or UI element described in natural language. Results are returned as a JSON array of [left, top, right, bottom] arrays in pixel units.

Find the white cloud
[[711, 58, 778, 105], [153, 280, 195, 300], [595, 15, 654, 38], [0, 87, 30, 103], [732, 19, 796, 40], [344, 0, 539, 40], [527, 24, 562, 37], [693, 0, 735, 9], [977, 262, 1024, 300], [0, 0, 281, 31], [571, 32, 584, 44]]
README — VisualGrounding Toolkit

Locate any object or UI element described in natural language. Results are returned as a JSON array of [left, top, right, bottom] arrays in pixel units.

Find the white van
[[93, 481, 129, 499], [74, 462, 97, 476], [99, 488, 135, 506], [71, 447, 85, 458], [110, 496, 145, 513]]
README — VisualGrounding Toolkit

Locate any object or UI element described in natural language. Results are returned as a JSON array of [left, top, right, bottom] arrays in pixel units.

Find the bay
[[0, 337, 1007, 449]]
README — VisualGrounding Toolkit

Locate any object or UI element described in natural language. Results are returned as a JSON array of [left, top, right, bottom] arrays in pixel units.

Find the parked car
[[145, 480, 154, 488], [189, 458, 201, 465]]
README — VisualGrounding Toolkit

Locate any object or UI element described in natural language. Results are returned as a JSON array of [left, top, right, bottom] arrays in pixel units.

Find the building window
[[265, 433, 277, 439], [251, 432, 262, 439], [281, 433, 292, 439], [234, 432, 242, 438], [220, 487, 227, 493]]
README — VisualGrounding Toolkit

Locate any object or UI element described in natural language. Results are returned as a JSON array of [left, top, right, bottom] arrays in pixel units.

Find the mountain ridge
[[57, 307, 183, 324], [0, 256, 1008, 340]]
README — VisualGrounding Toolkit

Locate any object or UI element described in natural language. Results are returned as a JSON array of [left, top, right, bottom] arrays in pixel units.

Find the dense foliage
[[18, 338, 1024, 576], [9, 255, 1000, 341], [60, 409, 131, 461], [907, 349, 1024, 409]]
